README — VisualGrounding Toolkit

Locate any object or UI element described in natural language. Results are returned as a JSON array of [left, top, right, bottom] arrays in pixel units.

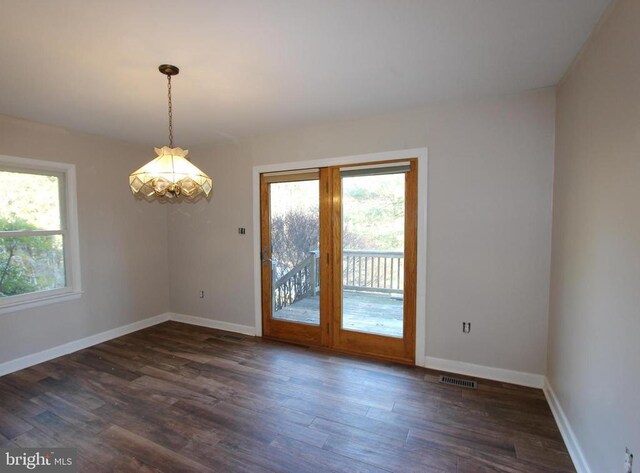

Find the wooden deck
[[0, 322, 576, 472], [273, 291, 404, 337]]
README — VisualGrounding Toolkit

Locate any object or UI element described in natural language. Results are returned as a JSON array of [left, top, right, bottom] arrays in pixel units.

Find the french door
[[260, 159, 417, 364]]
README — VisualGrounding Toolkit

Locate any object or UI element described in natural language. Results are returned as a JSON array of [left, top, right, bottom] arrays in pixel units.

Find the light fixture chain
[[167, 74, 173, 147], [128, 64, 211, 200]]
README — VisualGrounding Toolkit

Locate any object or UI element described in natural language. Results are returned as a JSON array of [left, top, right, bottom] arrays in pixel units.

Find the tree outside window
[[0, 170, 66, 298]]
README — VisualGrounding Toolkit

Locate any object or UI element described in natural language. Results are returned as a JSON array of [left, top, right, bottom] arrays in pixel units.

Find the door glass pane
[[270, 179, 320, 325], [342, 172, 405, 337]]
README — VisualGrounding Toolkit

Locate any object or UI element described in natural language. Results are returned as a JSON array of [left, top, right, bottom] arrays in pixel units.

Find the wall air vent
[[439, 375, 477, 389]]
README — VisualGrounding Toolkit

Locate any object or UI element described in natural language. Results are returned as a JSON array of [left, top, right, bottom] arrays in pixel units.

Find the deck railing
[[273, 249, 403, 312], [343, 249, 404, 295], [272, 251, 318, 311]]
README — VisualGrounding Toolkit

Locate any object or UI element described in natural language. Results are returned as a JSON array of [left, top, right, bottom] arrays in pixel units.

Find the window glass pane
[[0, 171, 62, 231], [0, 235, 65, 297]]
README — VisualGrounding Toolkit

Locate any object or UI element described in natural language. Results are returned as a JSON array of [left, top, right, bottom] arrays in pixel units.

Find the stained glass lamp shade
[[129, 64, 212, 200], [129, 146, 212, 198]]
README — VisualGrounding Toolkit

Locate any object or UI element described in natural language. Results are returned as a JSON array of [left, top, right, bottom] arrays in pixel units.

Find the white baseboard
[[0, 312, 258, 377], [0, 312, 171, 377], [2, 313, 543, 395], [424, 356, 544, 388], [543, 378, 591, 473], [171, 313, 256, 336]]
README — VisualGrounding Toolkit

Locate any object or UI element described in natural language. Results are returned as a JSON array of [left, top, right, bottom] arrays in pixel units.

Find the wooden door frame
[[259, 172, 324, 347], [329, 160, 417, 364], [252, 148, 428, 367]]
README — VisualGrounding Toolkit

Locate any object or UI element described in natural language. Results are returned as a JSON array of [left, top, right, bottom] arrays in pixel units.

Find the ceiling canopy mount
[[158, 64, 179, 76]]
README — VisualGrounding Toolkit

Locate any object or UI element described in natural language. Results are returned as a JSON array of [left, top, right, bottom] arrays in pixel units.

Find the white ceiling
[[0, 0, 609, 146]]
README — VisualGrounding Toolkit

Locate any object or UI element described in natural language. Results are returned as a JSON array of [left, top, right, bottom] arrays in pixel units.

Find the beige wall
[[168, 88, 556, 375], [0, 115, 170, 364], [0, 87, 556, 379], [548, 0, 640, 470]]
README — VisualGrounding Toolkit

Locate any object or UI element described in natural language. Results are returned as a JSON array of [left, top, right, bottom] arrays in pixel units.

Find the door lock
[[261, 246, 275, 265]]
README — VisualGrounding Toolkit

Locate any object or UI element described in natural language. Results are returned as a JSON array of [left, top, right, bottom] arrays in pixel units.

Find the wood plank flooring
[[0, 321, 575, 472]]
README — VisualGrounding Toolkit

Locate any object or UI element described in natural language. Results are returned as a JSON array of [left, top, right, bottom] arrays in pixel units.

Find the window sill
[[0, 290, 83, 316]]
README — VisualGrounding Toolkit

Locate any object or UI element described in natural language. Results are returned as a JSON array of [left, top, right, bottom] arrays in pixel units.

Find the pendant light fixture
[[129, 64, 212, 199]]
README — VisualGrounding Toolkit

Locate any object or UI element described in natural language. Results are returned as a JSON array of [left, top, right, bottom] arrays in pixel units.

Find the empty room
[[0, 0, 638, 472]]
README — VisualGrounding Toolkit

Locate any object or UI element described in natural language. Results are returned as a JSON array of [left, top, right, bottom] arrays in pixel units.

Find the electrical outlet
[[462, 322, 471, 333], [238, 227, 246, 235], [625, 448, 633, 473], [199, 290, 205, 299]]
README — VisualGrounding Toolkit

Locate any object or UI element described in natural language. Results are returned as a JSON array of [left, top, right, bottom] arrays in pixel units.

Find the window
[[0, 155, 81, 314]]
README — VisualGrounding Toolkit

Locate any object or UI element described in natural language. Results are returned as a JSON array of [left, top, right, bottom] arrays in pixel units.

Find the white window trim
[[0, 155, 82, 315]]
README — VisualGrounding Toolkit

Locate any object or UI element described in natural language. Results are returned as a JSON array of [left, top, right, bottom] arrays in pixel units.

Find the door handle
[[261, 246, 274, 265]]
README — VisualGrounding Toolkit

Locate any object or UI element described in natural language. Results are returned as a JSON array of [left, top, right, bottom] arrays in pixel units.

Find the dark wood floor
[[0, 321, 575, 472]]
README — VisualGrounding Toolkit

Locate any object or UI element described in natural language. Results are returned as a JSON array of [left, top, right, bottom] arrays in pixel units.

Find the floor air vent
[[221, 334, 245, 341], [439, 375, 477, 389]]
